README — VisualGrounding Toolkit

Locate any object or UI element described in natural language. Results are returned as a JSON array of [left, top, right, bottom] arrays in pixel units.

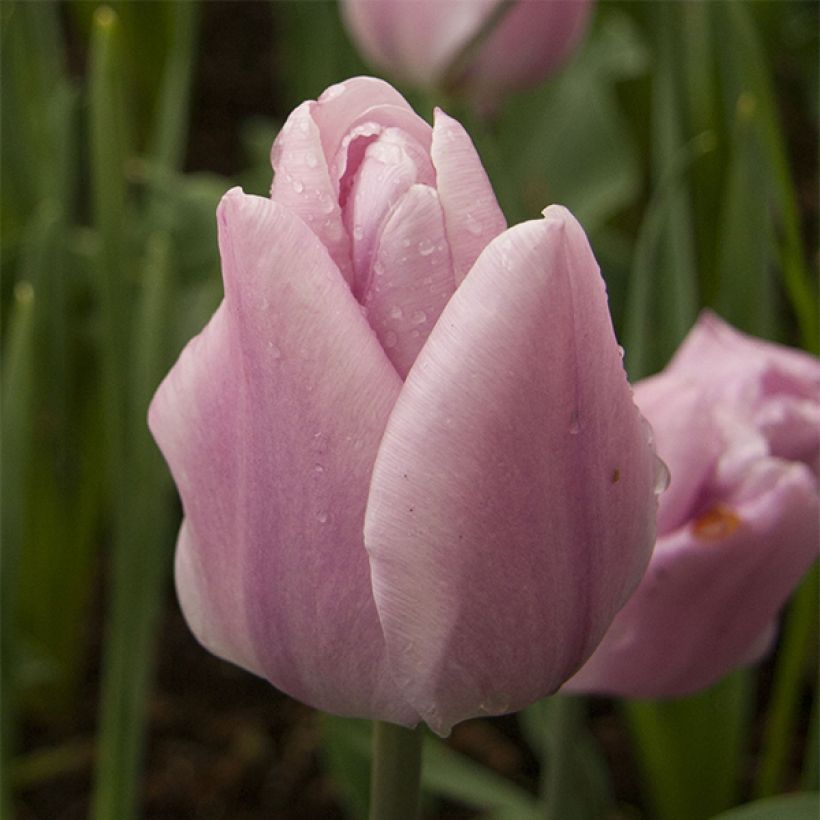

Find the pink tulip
[[342, 0, 591, 108], [149, 77, 659, 735], [565, 312, 820, 698]]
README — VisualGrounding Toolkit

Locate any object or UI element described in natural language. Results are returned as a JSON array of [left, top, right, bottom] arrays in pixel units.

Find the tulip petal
[[363, 184, 456, 377], [345, 129, 435, 297], [564, 459, 819, 697], [431, 108, 506, 285], [364, 206, 657, 734], [271, 102, 353, 283], [150, 188, 416, 724], [341, 1, 496, 87], [635, 377, 723, 534]]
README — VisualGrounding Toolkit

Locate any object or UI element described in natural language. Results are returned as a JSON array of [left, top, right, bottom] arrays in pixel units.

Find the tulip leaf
[[709, 792, 819, 820], [755, 565, 820, 797], [712, 0, 816, 351], [1, 281, 37, 820], [625, 670, 754, 820]]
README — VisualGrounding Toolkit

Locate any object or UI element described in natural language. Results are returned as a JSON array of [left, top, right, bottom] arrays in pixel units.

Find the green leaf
[[625, 670, 754, 820], [710, 792, 819, 820], [1, 280, 37, 820]]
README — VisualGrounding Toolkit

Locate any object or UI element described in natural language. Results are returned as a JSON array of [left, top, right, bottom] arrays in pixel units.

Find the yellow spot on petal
[[692, 503, 741, 541]]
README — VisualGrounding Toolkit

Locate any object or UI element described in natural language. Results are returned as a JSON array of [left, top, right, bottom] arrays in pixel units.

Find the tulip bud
[[565, 312, 820, 698], [341, 0, 592, 111], [149, 77, 658, 735]]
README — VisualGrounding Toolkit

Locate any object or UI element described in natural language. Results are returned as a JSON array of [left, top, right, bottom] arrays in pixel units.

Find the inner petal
[[362, 184, 455, 378], [344, 128, 436, 300]]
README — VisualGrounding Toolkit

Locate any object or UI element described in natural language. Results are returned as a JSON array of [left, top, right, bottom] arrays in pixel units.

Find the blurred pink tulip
[[342, 0, 591, 109], [149, 77, 659, 735], [566, 312, 820, 698]]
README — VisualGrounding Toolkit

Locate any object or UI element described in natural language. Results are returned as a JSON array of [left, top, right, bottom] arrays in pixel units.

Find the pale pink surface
[[566, 313, 820, 698], [150, 78, 658, 732], [342, 0, 591, 106], [365, 206, 659, 733]]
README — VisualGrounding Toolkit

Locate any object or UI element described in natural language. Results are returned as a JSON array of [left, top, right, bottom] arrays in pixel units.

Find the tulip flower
[[149, 77, 659, 736], [341, 0, 591, 110], [565, 312, 820, 698]]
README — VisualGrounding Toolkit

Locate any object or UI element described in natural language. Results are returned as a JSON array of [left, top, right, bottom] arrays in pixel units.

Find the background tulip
[[148, 77, 659, 736], [565, 312, 820, 698], [341, 0, 592, 109]]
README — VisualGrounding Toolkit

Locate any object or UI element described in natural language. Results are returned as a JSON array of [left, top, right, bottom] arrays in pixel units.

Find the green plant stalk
[[626, 670, 753, 820], [1, 282, 36, 820], [542, 697, 582, 820], [755, 564, 819, 797], [369, 722, 423, 820], [715, 1, 817, 352]]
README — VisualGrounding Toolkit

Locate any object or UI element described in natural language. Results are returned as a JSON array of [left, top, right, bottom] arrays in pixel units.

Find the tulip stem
[[368, 722, 423, 820], [543, 696, 580, 820]]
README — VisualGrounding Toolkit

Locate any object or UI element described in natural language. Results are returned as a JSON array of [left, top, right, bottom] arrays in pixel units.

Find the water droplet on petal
[[411, 310, 427, 325], [389, 305, 404, 320], [383, 330, 398, 349], [313, 464, 325, 474], [267, 342, 281, 359], [653, 454, 670, 495], [465, 213, 482, 236], [316, 511, 329, 524], [292, 179, 304, 194], [418, 238, 435, 256], [305, 152, 318, 168], [298, 117, 310, 134], [353, 224, 364, 240], [617, 345, 625, 359], [568, 410, 581, 435]]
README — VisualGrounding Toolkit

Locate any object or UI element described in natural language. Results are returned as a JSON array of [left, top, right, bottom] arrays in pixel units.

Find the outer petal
[[635, 377, 723, 534], [149, 188, 416, 725], [363, 184, 456, 377], [341, 1, 497, 87], [364, 206, 658, 734], [667, 311, 820, 406], [431, 109, 507, 285], [564, 459, 819, 697], [271, 102, 353, 283], [465, 0, 591, 100]]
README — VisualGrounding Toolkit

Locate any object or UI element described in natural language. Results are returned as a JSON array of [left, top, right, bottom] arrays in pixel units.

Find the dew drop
[[353, 224, 364, 241], [653, 454, 671, 495], [418, 238, 435, 256], [313, 464, 325, 474], [383, 330, 398, 348], [292, 179, 304, 194], [267, 342, 281, 359], [305, 152, 318, 168], [316, 511, 329, 524], [465, 212, 482, 236], [617, 345, 625, 359], [411, 309, 427, 325], [402, 238, 411, 248], [298, 117, 310, 134], [389, 305, 404, 320], [568, 410, 581, 435]]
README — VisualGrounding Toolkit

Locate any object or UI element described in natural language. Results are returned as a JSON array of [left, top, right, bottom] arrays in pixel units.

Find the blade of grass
[[1, 281, 37, 820], [625, 670, 753, 820], [755, 564, 819, 797], [714, 91, 779, 340], [624, 1, 699, 379], [714, 1, 817, 351]]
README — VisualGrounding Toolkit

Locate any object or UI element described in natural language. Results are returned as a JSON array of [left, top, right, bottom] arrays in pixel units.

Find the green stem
[[369, 722, 423, 820], [542, 697, 580, 820]]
